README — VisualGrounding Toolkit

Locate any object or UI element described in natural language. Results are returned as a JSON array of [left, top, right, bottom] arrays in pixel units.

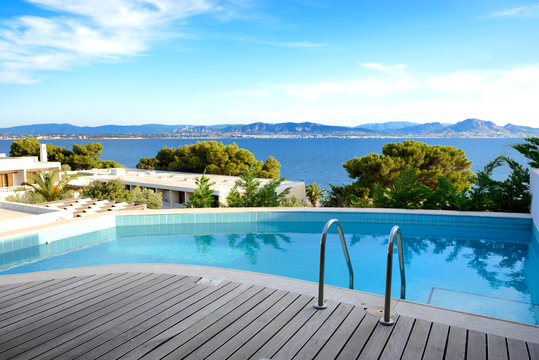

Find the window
[[26, 170, 40, 185], [0, 173, 14, 187]]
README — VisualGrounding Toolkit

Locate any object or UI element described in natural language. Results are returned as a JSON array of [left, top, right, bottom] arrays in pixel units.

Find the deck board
[[445, 326, 467, 360], [1, 272, 537, 360]]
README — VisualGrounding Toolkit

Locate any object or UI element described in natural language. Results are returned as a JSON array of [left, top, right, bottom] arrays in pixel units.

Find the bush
[[186, 173, 216, 208], [226, 163, 290, 207], [80, 180, 163, 209]]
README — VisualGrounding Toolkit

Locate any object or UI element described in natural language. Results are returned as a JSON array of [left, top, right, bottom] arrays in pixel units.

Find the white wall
[[0, 201, 73, 233], [530, 168, 539, 232]]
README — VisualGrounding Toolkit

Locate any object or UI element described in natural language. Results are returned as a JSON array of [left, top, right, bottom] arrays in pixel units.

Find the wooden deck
[[0, 272, 537, 360]]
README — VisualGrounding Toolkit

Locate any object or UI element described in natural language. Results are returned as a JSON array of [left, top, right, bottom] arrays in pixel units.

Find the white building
[[70, 168, 306, 208], [0, 145, 61, 199]]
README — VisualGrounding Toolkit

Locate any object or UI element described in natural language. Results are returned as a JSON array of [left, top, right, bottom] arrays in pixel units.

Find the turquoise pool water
[[1, 214, 537, 325]]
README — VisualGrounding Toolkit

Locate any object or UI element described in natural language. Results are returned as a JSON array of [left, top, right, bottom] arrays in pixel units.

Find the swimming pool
[[1, 210, 537, 325]]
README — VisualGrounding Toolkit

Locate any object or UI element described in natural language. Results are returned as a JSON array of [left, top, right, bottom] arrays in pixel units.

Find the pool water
[[1, 221, 538, 325]]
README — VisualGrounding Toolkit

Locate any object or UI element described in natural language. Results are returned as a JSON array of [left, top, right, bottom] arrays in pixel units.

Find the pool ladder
[[313, 219, 354, 309], [379, 225, 406, 325], [314, 221, 406, 327]]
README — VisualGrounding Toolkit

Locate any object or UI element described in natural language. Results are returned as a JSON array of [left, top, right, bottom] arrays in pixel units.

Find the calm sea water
[[0, 138, 528, 188]]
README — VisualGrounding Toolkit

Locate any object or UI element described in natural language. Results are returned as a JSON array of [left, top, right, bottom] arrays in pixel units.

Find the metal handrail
[[380, 225, 406, 325], [314, 219, 354, 309]]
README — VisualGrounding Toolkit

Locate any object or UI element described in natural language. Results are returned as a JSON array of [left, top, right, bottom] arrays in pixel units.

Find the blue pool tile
[[3, 240, 13, 253]]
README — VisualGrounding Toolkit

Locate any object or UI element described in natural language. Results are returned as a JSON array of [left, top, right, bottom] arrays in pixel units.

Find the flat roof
[[0, 208, 34, 221], [70, 168, 304, 194]]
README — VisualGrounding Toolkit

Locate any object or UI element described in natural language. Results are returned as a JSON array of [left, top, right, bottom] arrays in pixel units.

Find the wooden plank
[[423, 321, 449, 360], [400, 319, 431, 360], [242, 295, 318, 360], [445, 326, 467, 360], [0, 273, 133, 331], [487, 334, 508, 360], [188, 291, 302, 360], [37, 276, 198, 360], [271, 300, 339, 360], [314, 306, 366, 360], [336, 310, 379, 360], [109, 283, 254, 360], [379, 316, 415, 360], [0, 275, 93, 311], [527, 341, 539, 359], [137, 286, 272, 359], [0, 278, 74, 301], [0, 273, 174, 359], [0, 273, 153, 341], [358, 317, 399, 360], [292, 302, 354, 359], [467, 330, 487, 360], [506, 338, 530, 360], [0, 281, 34, 294], [159, 288, 283, 359], [67, 281, 240, 360]]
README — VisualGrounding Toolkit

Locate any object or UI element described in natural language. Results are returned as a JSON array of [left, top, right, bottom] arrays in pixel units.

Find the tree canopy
[[9, 138, 123, 170], [136, 141, 281, 179], [342, 140, 474, 198]]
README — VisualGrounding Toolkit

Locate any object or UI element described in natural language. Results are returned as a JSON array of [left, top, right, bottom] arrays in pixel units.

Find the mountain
[[220, 122, 371, 135], [0, 123, 184, 135], [358, 121, 419, 130], [0, 119, 537, 137], [396, 122, 449, 134]]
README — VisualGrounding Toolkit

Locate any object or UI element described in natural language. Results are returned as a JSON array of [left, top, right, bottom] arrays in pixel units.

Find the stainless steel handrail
[[380, 225, 406, 325], [314, 219, 354, 309]]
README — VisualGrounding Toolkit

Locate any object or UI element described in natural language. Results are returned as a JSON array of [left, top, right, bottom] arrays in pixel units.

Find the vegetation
[[136, 141, 281, 179], [325, 138, 536, 213], [512, 137, 539, 168], [15, 169, 80, 202], [186, 173, 217, 208], [280, 196, 311, 207], [80, 179, 163, 209], [305, 183, 327, 206], [9, 138, 123, 170], [226, 163, 290, 207], [342, 140, 474, 199]]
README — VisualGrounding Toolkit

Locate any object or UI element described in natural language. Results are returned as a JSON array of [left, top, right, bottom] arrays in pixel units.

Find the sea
[[0, 138, 530, 189]]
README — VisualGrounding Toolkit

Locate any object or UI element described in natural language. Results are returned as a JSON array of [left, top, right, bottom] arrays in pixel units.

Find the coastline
[[0, 134, 527, 140]]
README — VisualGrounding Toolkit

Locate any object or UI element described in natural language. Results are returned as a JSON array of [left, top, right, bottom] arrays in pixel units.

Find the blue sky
[[1, 0, 538, 127]]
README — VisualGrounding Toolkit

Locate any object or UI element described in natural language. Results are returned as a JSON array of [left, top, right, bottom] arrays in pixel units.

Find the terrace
[[1, 264, 538, 359], [0, 170, 538, 359]]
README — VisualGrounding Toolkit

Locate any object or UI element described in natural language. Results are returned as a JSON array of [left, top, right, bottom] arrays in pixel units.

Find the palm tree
[[306, 183, 327, 207], [18, 169, 80, 202]]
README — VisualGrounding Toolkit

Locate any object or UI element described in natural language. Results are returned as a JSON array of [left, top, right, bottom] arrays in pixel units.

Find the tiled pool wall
[[115, 211, 532, 230], [0, 216, 116, 270], [0, 210, 534, 271]]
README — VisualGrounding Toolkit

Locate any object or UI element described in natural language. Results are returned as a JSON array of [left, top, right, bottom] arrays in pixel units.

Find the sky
[[1, 0, 539, 128]]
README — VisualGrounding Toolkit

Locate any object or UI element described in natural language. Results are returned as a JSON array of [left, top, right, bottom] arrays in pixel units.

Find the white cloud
[[359, 62, 407, 75], [0, 0, 216, 83], [490, 4, 539, 18], [228, 63, 539, 127], [238, 38, 328, 48]]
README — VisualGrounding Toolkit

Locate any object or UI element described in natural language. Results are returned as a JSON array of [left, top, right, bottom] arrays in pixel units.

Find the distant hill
[[0, 119, 538, 138], [358, 121, 419, 130]]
